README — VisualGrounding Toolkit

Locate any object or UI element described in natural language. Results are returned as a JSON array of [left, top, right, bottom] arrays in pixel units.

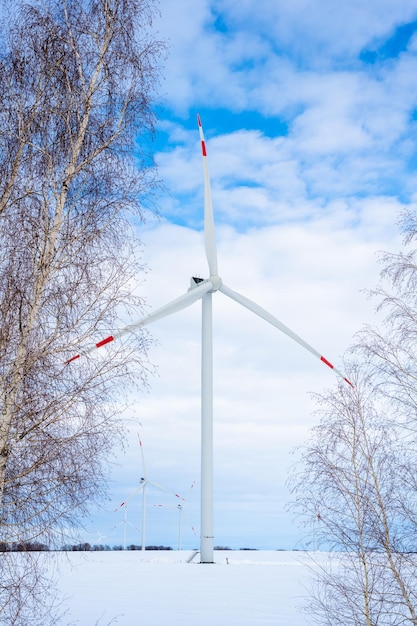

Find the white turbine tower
[[66, 116, 352, 563], [114, 433, 184, 551]]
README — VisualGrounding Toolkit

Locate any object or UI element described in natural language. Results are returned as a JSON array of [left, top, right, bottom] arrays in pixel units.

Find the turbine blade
[[137, 432, 147, 481], [152, 503, 182, 509], [126, 521, 140, 531], [113, 484, 145, 512], [219, 283, 352, 386], [197, 114, 218, 277], [147, 480, 185, 501], [65, 279, 214, 363]]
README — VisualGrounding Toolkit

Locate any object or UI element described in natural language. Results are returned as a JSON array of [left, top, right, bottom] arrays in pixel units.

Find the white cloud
[[212, 0, 417, 62]]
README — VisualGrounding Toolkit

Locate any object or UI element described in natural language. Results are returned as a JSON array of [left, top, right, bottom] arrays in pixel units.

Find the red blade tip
[[321, 356, 353, 387], [320, 356, 333, 369], [65, 354, 80, 364], [96, 335, 114, 349]]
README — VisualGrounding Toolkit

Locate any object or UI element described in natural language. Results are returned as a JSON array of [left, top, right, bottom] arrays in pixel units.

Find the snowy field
[[53, 550, 322, 625]]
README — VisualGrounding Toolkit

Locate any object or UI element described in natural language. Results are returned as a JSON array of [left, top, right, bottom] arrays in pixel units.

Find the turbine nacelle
[[190, 275, 223, 292]]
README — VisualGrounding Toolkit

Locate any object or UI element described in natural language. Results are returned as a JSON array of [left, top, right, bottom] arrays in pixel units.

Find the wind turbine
[[153, 503, 187, 551], [112, 505, 140, 550], [154, 481, 197, 550], [66, 116, 352, 563], [114, 432, 184, 551], [95, 530, 107, 548]]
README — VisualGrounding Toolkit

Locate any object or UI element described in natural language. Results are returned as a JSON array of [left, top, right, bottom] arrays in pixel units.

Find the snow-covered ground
[[54, 550, 321, 625]]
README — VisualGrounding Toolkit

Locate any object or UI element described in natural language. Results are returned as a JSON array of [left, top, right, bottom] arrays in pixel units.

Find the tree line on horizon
[[0, 541, 268, 552]]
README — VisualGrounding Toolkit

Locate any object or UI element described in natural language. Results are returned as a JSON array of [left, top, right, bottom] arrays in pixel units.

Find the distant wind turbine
[[153, 503, 187, 551], [154, 481, 197, 550], [112, 505, 140, 550], [66, 116, 352, 563], [96, 530, 107, 547], [114, 432, 184, 551]]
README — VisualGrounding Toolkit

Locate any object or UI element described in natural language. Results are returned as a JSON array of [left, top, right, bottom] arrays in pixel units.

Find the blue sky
[[80, 1, 417, 551]]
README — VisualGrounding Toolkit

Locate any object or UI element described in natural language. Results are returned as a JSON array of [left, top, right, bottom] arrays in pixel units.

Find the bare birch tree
[[0, 0, 166, 622], [291, 370, 417, 625], [290, 210, 417, 625]]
